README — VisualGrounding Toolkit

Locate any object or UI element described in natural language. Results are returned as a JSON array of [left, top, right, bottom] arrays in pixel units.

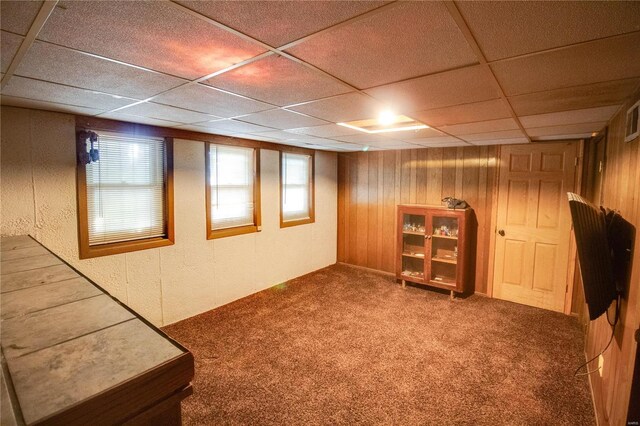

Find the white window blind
[[282, 153, 311, 222], [209, 145, 255, 230], [86, 132, 166, 246]]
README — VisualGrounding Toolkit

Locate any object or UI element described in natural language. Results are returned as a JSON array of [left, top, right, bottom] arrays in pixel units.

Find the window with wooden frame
[[206, 143, 261, 239], [280, 151, 315, 228], [76, 130, 174, 259]]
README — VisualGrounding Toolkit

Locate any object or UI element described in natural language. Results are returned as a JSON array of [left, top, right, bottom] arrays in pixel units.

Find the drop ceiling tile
[[254, 130, 316, 141], [175, 1, 387, 47], [239, 109, 329, 129], [525, 122, 607, 138], [519, 105, 620, 129], [1, 31, 23, 73], [233, 133, 279, 142], [508, 78, 640, 116], [195, 119, 275, 134], [366, 141, 422, 150], [533, 134, 592, 142], [461, 129, 527, 142], [284, 124, 359, 138], [458, 1, 640, 61], [205, 55, 351, 106], [407, 136, 465, 146], [0, 95, 103, 116], [440, 118, 519, 136], [392, 127, 445, 140], [469, 138, 529, 146], [1, 1, 43, 35], [153, 83, 273, 118], [117, 102, 221, 124], [287, 92, 387, 122], [412, 99, 512, 127], [172, 124, 235, 136], [2, 76, 137, 110], [16, 41, 187, 99], [286, 2, 477, 89], [37, 1, 266, 79], [332, 133, 401, 145], [412, 138, 470, 148], [365, 65, 500, 113], [318, 141, 367, 151], [100, 112, 183, 128], [492, 32, 640, 96]]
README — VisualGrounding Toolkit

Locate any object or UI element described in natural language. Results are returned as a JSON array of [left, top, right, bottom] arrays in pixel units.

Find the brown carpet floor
[[163, 264, 595, 425]]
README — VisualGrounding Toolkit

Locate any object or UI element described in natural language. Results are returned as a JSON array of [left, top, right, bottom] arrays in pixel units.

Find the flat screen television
[[567, 193, 632, 321]]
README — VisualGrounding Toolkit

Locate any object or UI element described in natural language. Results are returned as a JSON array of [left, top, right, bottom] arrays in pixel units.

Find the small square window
[[76, 131, 174, 259]]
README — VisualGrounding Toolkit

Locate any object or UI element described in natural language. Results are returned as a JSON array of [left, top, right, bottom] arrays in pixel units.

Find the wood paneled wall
[[337, 146, 498, 294], [585, 89, 640, 425]]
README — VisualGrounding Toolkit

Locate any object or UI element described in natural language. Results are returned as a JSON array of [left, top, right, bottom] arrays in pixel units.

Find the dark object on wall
[[442, 197, 468, 210], [567, 192, 633, 321], [77, 130, 100, 165]]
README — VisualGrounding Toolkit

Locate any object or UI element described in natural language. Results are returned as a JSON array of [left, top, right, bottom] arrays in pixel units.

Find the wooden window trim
[[76, 133, 175, 259], [205, 143, 262, 240], [279, 150, 315, 228]]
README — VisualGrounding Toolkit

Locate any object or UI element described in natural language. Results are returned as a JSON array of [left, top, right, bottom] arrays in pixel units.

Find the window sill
[[207, 225, 260, 240], [79, 236, 174, 259], [280, 217, 315, 228]]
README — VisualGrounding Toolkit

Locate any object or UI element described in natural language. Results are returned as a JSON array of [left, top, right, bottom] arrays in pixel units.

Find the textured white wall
[[0, 106, 338, 326]]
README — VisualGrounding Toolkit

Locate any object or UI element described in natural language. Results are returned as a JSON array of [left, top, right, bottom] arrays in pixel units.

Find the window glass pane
[[282, 153, 311, 222], [209, 145, 255, 230], [86, 132, 166, 245]]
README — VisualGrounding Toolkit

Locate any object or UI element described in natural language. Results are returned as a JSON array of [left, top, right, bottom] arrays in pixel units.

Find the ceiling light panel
[[412, 99, 512, 127], [286, 1, 477, 89], [439, 118, 519, 136], [1, 96, 103, 117], [114, 102, 221, 124], [204, 55, 351, 106], [1, 1, 43, 35], [508, 78, 640, 116], [365, 65, 500, 113], [1, 31, 23, 73], [492, 32, 640, 97], [153, 83, 273, 118], [15, 41, 187, 99], [174, 1, 387, 47], [525, 122, 607, 138], [36, 1, 266, 79], [457, 0, 640, 61], [287, 92, 386, 123], [519, 105, 620, 128], [240, 109, 329, 129], [2, 76, 136, 111]]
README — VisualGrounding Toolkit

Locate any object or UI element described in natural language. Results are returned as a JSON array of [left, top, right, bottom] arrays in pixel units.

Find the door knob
[[498, 229, 505, 236]]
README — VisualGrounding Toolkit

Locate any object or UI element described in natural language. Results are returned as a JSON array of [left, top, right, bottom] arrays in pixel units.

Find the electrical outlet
[[598, 354, 605, 376]]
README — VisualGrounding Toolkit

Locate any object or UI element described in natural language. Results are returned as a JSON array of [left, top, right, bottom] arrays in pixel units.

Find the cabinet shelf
[[432, 234, 457, 240], [431, 256, 457, 265], [402, 252, 425, 259], [402, 231, 425, 236]]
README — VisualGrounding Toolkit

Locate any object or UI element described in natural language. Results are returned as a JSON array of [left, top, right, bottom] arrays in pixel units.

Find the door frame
[[485, 140, 585, 314]]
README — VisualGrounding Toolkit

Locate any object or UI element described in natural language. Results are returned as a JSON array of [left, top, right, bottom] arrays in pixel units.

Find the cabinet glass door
[[401, 213, 426, 281], [429, 215, 459, 286]]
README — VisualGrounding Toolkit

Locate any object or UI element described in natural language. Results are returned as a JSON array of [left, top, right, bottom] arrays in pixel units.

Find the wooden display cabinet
[[396, 205, 474, 298]]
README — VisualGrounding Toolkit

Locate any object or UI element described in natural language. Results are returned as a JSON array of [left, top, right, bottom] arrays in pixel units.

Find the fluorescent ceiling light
[[337, 114, 428, 134]]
